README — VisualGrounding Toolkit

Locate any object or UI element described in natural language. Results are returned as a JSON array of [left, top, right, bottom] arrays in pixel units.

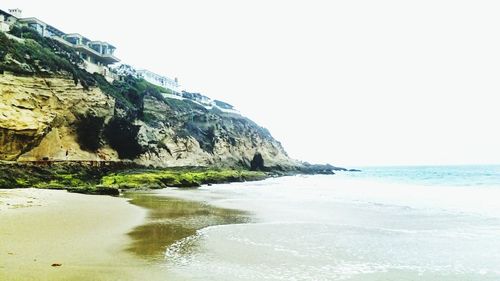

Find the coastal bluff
[[0, 71, 295, 169], [0, 26, 295, 170]]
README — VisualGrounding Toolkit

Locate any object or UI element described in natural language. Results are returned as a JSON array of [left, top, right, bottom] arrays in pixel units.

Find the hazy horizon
[[2, 0, 499, 167]]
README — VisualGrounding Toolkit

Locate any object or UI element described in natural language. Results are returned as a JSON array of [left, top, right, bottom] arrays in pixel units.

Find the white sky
[[2, 0, 500, 166]]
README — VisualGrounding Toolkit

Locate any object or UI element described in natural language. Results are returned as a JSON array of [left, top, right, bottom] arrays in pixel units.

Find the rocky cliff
[[0, 74, 115, 161], [0, 72, 296, 169], [0, 28, 296, 169], [136, 94, 294, 168]]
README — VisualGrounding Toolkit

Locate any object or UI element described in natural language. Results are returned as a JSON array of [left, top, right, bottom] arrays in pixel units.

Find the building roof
[[89, 40, 116, 49], [45, 24, 65, 37], [137, 69, 177, 82], [17, 18, 69, 38], [0, 9, 16, 19], [64, 33, 91, 44], [74, 44, 120, 64], [18, 17, 44, 24]]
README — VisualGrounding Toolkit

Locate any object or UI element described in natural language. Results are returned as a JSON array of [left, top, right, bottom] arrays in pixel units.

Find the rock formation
[[0, 73, 297, 169], [0, 74, 115, 161], [0, 26, 302, 170]]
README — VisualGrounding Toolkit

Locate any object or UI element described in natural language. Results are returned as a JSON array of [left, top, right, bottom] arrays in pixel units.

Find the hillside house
[[136, 69, 180, 94], [0, 8, 119, 81]]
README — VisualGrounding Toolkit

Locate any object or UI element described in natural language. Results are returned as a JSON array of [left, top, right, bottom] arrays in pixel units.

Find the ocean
[[152, 165, 500, 281], [343, 165, 500, 187]]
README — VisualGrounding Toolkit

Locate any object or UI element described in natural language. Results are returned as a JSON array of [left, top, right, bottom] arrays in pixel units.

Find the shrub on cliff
[[0, 29, 94, 87], [9, 26, 84, 66], [93, 74, 167, 120], [0, 32, 10, 61]]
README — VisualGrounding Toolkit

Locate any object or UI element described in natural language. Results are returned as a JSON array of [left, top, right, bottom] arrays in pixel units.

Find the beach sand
[[0, 188, 172, 281]]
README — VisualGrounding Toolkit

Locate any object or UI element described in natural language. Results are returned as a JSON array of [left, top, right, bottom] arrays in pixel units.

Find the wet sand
[[124, 192, 250, 260], [0, 188, 250, 281], [0, 189, 172, 281]]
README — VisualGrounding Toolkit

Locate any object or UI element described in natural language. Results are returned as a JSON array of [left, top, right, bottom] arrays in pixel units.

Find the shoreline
[[0, 187, 254, 281], [0, 188, 174, 280], [123, 191, 251, 261]]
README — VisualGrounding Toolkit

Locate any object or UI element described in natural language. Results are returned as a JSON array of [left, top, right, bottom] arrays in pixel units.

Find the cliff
[[0, 74, 116, 161], [0, 29, 297, 170]]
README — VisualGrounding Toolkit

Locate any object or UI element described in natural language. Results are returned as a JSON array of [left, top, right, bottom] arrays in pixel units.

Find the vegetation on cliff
[[0, 27, 94, 86], [0, 27, 162, 117]]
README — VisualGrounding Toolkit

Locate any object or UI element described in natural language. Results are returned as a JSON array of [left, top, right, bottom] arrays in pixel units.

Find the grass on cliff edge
[[101, 169, 267, 189]]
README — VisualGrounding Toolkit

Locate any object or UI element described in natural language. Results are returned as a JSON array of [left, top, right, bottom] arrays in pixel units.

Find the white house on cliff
[[0, 8, 119, 81]]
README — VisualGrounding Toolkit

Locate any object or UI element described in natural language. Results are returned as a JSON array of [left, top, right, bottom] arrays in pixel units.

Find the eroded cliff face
[[0, 74, 115, 161], [134, 96, 293, 168], [0, 73, 296, 169]]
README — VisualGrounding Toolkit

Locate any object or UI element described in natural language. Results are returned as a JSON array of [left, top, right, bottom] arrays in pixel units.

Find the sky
[[2, 0, 499, 166]]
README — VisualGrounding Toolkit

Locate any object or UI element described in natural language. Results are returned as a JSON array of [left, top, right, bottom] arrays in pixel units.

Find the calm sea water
[[343, 165, 500, 187], [152, 165, 500, 281]]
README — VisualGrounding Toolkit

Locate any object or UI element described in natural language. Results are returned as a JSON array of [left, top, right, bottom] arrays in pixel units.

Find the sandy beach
[[0, 188, 172, 281]]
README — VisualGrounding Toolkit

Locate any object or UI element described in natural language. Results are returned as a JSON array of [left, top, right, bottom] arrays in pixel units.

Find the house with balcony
[[16, 17, 65, 38], [0, 8, 119, 81], [55, 34, 119, 79], [136, 69, 180, 94]]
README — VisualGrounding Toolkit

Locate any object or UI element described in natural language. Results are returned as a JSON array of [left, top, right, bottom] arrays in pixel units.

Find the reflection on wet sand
[[124, 191, 251, 260]]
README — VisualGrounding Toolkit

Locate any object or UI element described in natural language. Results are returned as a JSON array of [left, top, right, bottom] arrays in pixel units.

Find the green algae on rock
[[101, 169, 267, 189], [0, 161, 267, 195]]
